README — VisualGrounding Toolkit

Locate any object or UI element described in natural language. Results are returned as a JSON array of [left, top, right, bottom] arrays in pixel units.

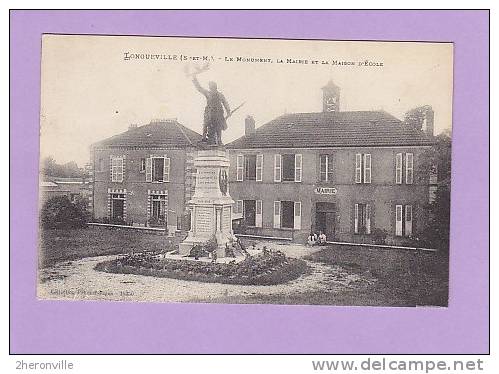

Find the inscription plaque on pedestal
[[179, 149, 234, 257]]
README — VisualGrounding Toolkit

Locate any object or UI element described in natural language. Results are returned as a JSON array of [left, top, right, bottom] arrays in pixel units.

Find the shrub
[[40, 195, 90, 229], [96, 249, 308, 285]]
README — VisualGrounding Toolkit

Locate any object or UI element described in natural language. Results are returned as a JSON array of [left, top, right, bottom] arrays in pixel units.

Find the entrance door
[[315, 202, 336, 239], [111, 196, 124, 220]]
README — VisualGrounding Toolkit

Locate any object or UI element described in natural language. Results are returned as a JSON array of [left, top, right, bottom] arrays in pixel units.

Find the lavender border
[[10, 10, 489, 354]]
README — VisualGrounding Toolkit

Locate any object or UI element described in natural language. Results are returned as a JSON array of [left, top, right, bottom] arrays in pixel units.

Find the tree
[[40, 195, 90, 229], [41, 156, 84, 178], [404, 105, 433, 130], [417, 130, 452, 251]]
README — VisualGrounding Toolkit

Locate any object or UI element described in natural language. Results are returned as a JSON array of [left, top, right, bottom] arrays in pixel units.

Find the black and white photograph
[[37, 35, 453, 307]]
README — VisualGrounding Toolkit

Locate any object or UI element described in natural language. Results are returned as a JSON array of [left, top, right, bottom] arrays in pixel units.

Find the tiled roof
[[227, 111, 433, 149], [93, 120, 202, 149]]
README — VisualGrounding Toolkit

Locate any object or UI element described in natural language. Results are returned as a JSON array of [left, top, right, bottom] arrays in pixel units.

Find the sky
[[40, 35, 453, 166]]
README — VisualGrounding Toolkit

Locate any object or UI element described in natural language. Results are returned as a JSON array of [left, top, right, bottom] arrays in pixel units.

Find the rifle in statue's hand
[[225, 101, 246, 120]]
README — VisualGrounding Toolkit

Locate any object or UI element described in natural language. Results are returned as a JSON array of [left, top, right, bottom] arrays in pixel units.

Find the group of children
[[307, 231, 327, 246]]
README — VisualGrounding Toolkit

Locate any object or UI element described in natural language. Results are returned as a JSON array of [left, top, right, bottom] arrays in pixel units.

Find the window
[[355, 153, 371, 184], [146, 156, 170, 182], [153, 158, 164, 182], [244, 155, 257, 180], [395, 204, 413, 236], [320, 154, 334, 182], [354, 203, 371, 234], [111, 156, 124, 182], [282, 154, 295, 182], [242, 200, 262, 228], [140, 158, 146, 173], [237, 154, 263, 182], [150, 194, 167, 226], [281, 201, 295, 229], [276, 153, 302, 182], [111, 193, 125, 220], [395, 153, 414, 185], [234, 200, 243, 215], [273, 200, 301, 229]]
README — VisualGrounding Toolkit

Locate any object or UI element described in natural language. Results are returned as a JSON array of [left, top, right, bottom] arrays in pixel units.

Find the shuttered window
[[320, 154, 334, 182], [111, 156, 124, 183]]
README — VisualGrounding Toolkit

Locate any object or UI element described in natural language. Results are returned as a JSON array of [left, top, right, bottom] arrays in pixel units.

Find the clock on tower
[[322, 80, 341, 112]]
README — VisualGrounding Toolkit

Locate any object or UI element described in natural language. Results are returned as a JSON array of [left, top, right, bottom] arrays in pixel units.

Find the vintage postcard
[[37, 35, 453, 306]]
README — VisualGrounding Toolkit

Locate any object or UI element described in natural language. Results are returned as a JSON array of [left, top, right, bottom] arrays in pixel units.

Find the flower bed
[[94, 250, 308, 286]]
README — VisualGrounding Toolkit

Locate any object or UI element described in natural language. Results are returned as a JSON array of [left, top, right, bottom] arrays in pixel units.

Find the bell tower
[[322, 80, 341, 112]]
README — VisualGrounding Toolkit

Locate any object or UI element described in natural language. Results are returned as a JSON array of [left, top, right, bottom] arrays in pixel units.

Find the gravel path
[[37, 242, 375, 303]]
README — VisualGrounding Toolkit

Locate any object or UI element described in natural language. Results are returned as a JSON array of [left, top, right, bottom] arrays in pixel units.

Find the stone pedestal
[[179, 148, 234, 257]]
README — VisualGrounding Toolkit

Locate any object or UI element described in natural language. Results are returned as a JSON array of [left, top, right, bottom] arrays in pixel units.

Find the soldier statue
[[192, 75, 231, 146]]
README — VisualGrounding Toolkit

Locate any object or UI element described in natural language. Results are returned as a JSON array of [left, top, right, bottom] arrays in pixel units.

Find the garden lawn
[[39, 227, 169, 268], [213, 245, 449, 307]]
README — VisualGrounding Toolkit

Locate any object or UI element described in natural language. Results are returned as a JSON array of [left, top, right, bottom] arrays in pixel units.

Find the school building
[[91, 119, 201, 234]]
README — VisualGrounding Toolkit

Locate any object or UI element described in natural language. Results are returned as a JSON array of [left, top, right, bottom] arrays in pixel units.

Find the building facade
[[226, 81, 435, 245], [91, 120, 201, 234]]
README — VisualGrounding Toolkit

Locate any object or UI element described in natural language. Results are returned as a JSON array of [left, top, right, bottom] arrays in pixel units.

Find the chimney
[[245, 115, 256, 136], [423, 107, 434, 137]]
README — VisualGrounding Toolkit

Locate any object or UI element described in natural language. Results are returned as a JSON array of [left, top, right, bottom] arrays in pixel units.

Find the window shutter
[[364, 154, 371, 184], [395, 205, 403, 236], [319, 155, 327, 181], [327, 154, 334, 182], [163, 156, 170, 182], [274, 154, 282, 182], [255, 200, 263, 227], [405, 153, 414, 184], [236, 154, 244, 181], [256, 154, 263, 182], [294, 201, 302, 230], [273, 201, 281, 228], [365, 204, 371, 234], [235, 200, 243, 215], [354, 203, 360, 234], [145, 157, 152, 182], [294, 154, 302, 182], [405, 205, 413, 236], [395, 153, 403, 184], [355, 154, 362, 183]]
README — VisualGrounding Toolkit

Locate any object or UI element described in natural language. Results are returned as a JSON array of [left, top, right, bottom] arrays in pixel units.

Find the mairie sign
[[315, 187, 337, 195]]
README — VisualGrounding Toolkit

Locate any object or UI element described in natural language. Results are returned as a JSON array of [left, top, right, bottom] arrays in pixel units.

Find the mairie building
[[225, 80, 435, 245]]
